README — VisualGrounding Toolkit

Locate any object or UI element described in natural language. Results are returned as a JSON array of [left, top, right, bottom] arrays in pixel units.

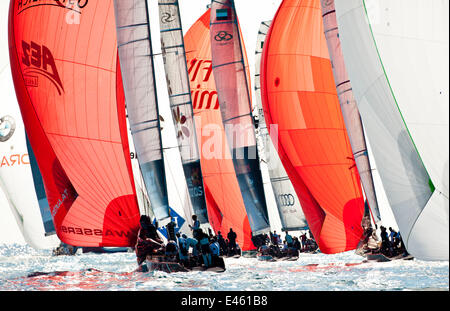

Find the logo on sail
[[173, 107, 190, 139], [278, 194, 295, 207], [17, 0, 88, 14], [21, 41, 64, 95], [0, 116, 16, 142], [188, 58, 219, 110], [161, 12, 175, 24], [214, 31, 233, 42]]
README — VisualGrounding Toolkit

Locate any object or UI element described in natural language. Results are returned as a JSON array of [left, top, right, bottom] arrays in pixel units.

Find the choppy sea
[[0, 244, 448, 291]]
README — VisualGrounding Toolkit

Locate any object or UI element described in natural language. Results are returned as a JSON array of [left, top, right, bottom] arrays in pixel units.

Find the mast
[[254, 20, 308, 232], [114, 0, 171, 223], [157, 0, 210, 225], [210, 0, 270, 235]]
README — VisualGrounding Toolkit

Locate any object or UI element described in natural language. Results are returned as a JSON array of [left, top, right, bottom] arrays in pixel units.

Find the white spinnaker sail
[[335, 0, 449, 260], [0, 1, 59, 249], [254, 21, 308, 231]]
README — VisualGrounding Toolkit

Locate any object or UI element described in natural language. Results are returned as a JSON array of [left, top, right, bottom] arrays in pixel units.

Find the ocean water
[[0, 244, 448, 291]]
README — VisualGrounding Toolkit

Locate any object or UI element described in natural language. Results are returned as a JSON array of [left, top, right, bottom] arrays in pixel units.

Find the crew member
[[135, 215, 165, 265], [227, 228, 237, 255], [189, 215, 201, 240]]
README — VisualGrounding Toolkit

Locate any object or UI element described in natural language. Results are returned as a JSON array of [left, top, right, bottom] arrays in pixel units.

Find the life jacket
[[286, 235, 293, 244], [209, 242, 220, 256]]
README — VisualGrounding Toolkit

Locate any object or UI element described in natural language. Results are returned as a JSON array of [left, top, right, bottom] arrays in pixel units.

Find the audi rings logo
[[214, 31, 233, 42], [278, 194, 295, 207], [0, 116, 16, 143]]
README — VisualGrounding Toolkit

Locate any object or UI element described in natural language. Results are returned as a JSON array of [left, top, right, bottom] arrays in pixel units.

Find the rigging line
[[160, 28, 182, 33]]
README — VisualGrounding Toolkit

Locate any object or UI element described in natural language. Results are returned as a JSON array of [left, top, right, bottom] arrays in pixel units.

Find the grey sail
[[157, 0, 209, 224], [114, 0, 170, 222], [254, 20, 308, 232], [320, 0, 381, 225], [25, 133, 56, 236], [210, 0, 270, 234]]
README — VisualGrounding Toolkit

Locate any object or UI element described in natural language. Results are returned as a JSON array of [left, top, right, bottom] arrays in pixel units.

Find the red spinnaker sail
[[8, 0, 140, 247], [261, 0, 365, 253], [185, 9, 254, 251]]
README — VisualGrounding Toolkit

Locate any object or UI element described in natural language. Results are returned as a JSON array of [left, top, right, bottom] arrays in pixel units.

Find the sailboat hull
[[143, 255, 226, 273]]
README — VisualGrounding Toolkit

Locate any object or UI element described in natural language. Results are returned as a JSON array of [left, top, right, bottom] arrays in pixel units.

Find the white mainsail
[[115, 0, 192, 237], [335, 0, 449, 260], [114, 0, 171, 223], [158, 0, 210, 226]]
